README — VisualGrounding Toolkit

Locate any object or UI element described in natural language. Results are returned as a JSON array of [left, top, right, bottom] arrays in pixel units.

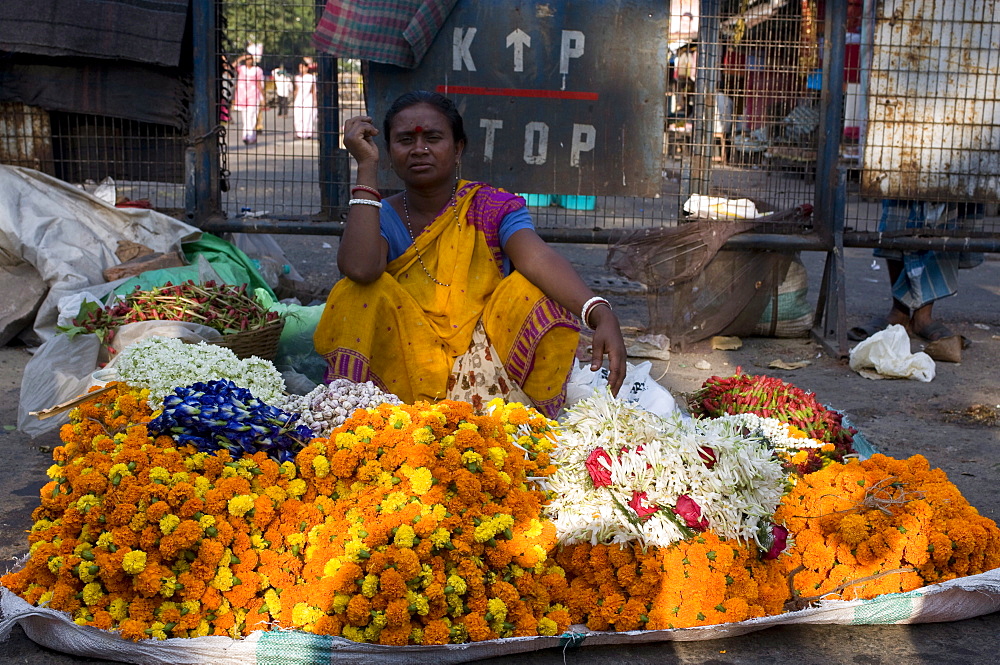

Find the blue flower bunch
[[148, 378, 314, 463]]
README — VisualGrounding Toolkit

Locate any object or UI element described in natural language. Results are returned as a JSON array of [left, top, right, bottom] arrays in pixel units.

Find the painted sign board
[[367, 0, 667, 197], [862, 0, 1000, 201]]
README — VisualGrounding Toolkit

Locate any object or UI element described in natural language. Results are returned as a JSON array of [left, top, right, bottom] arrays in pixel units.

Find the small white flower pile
[[278, 378, 403, 438], [546, 389, 788, 550], [115, 336, 285, 407]]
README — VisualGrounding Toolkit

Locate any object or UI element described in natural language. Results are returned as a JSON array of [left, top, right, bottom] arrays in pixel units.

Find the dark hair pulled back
[[383, 90, 466, 146]]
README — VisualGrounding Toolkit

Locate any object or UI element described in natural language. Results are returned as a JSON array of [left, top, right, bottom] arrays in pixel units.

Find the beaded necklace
[[401, 182, 460, 287]]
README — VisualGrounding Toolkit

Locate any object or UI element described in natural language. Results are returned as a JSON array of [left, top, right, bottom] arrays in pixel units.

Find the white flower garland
[[546, 389, 788, 550], [115, 336, 285, 408]]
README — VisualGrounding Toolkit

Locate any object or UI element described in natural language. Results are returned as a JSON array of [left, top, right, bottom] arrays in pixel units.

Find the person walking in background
[[233, 44, 265, 145], [848, 199, 983, 346], [293, 59, 317, 140], [272, 64, 293, 118]]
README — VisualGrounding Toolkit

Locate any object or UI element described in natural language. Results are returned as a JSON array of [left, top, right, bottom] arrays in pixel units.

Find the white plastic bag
[[849, 324, 935, 382], [563, 360, 678, 417]]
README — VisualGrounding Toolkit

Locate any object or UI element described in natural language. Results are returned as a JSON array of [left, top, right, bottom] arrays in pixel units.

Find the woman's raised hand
[[343, 115, 380, 166]]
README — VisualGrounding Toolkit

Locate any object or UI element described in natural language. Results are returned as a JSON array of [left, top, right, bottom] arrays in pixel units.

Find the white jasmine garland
[[546, 389, 788, 550], [115, 336, 285, 407], [713, 412, 826, 451]]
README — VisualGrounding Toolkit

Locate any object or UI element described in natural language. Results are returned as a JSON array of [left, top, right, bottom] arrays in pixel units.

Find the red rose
[[674, 494, 709, 531], [628, 491, 659, 521], [585, 447, 613, 488], [698, 446, 717, 469], [763, 523, 789, 560]]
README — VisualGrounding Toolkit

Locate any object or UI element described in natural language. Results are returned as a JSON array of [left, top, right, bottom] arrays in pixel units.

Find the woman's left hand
[[589, 305, 627, 396]]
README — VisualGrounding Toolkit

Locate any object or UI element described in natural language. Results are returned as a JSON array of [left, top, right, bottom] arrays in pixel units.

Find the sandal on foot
[[848, 316, 897, 341], [914, 321, 972, 348]]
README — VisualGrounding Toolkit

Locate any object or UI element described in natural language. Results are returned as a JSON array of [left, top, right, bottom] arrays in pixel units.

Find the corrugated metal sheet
[[0, 103, 53, 174], [862, 0, 1000, 201]]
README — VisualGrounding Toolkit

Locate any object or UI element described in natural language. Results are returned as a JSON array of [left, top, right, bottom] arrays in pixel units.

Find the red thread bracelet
[[351, 185, 381, 200]]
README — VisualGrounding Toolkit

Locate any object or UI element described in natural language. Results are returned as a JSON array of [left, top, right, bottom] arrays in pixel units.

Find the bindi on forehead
[[414, 126, 423, 133]]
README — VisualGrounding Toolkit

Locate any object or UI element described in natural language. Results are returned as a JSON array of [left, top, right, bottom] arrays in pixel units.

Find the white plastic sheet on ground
[[2, 567, 1000, 664], [849, 324, 936, 382], [0, 165, 199, 344]]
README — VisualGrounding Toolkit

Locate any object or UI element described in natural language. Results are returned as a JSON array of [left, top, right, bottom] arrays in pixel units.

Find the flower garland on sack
[[774, 453, 1000, 609], [555, 535, 789, 631], [688, 370, 857, 474], [283, 399, 571, 645], [547, 389, 789, 553], [115, 336, 285, 408]]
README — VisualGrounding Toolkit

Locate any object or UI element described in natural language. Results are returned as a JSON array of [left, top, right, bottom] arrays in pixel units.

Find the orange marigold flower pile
[[774, 453, 1000, 607], [285, 400, 570, 644], [1, 389, 571, 644]]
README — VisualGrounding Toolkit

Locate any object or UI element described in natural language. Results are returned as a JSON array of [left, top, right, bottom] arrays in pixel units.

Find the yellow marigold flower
[[122, 550, 147, 574], [354, 424, 376, 440], [791, 450, 809, 465], [410, 627, 425, 644], [46, 556, 63, 574], [462, 450, 483, 466], [264, 485, 287, 502], [335, 432, 359, 450], [458, 422, 478, 431], [343, 539, 367, 562], [149, 466, 171, 483], [287, 478, 307, 497], [108, 462, 131, 479], [30, 519, 53, 534], [193, 476, 211, 498], [198, 514, 216, 529], [263, 588, 281, 617], [108, 597, 128, 621], [497, 471, 512, 485], [446, 574, 467, 595], [251, 534, 268, 550], [228, 494, 256, 517], [182, 600, 200, 616], [194, 620, 211, 637], [412, 427, 435, 444], [394, 524, 416, 548], [292, 602, 324, 628], [370, 611, 388, 629], [487, 597, 507, 622], [221, 465, 238, 478], [46, 464, 63, 480], [332, 593, 350, 614], [287, 532, 306, 549], [407, 590, 430, 616], [524, 519, 544, 539], [429, 528, 451, 549], [504, 423, 517, 434], [148, 621, 168, 641], [184, 452, 207, 471], [440, 434, 456, 445], [78, 563, 98, 584], [159, 574, 177, 598], [76, 494, 100, 512], [170, 471, 190, 485], [313, 455, 331, 478], [81, 582, 104, 606], [280, 460, 297, 478], [361, 573, 380, 598], [73, 610, 91, 626], [159, 514, 180, 535], [342, 626, 365, 642], [409, 467, 434, 495], [487, 447, 507, 467], [382, 491, 408, 513], [211, 566, 234, 592], [430, 504, 447, 521], [96, 531, 115, 549], [38, 590, 54, 605], [537, 617, 559, 636], [531, 545, 548, 563]]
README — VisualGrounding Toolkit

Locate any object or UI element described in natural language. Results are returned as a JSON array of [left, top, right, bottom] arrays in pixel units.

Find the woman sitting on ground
[[313, 91, 626, 416]]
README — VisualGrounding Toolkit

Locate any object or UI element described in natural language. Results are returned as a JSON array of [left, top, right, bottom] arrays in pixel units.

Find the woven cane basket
[[211, 318, 285, 360]]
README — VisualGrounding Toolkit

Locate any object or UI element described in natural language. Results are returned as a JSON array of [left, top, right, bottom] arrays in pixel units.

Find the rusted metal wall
[[861, 0, 1000, 202]]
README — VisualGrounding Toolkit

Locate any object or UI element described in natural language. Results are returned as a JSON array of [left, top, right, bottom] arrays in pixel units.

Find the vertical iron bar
[[683, 0, 722, 201], [190, 0, 219, 223], [812, 0, 849, 356]]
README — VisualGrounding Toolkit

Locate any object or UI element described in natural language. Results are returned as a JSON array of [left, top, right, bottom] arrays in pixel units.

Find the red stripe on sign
[[436, 85, 599, 101]]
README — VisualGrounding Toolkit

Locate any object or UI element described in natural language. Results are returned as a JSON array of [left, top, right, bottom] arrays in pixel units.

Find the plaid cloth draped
[[313, 0, 459, 68]]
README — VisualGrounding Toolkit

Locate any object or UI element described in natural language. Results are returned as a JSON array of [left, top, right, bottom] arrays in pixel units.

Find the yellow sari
[[313, 181, 579, 417]]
